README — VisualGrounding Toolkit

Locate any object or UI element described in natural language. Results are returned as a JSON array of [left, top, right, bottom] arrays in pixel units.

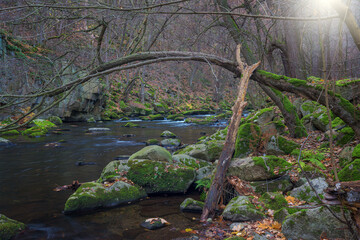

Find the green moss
[[146, 139, 159, 145], [126, 159, 195, 193], [47, 116, 63, 125], [148, 114, 164, 120], [253, 156, 292, 176], [22, 126, 47, 137], [124, 122, 139, 128], [338, 159, 360, 181], [336, 127, 355, 146], [277, 136, 300, 154], [234, 123, 261, 158], [0, 130, 20, 136], [260, 192, 288, 210], [352, 144, 360, 159], [119, 100, 127, 109], [336, 79, 360, 87], [0, 214, 26, 240], [271, 88, 307, 138], [331, 117, 345, 128]]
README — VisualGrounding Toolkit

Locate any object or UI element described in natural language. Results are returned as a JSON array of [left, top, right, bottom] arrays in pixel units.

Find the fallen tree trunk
[[200, 45, 260, 221]]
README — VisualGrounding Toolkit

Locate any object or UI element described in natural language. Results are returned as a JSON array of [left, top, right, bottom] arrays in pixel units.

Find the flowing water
[[0, 118, 226, 239]]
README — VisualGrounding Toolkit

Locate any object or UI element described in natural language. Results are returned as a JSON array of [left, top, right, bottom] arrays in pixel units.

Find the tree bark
[[200, 45, 260, 221]]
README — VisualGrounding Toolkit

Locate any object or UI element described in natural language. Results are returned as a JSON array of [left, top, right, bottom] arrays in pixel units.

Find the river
[[0, 118, 226, 239]]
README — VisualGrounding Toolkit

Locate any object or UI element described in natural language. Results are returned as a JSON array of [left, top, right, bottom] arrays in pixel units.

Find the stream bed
[[0, 118, 226, 239]]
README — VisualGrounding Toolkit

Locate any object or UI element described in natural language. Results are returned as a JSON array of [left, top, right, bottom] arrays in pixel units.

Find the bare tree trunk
[[200, 45, 260, 221]]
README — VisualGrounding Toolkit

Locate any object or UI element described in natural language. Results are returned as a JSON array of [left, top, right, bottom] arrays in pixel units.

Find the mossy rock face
[[160, 130, 177, 138], [300, 101, 319, 117], [124, 122, 139, 128], [234, 123, 261, 158], [222, 196, 265, 222], [146, 139, 159, 146], [265, 135, 299, 155], [259, 192, 288, 210], [250, 177, 293, 194], [228, 156, 291, 181], [0, 214, 26, 240], [352, 144, 360, 159], [180, 198, 204, 212], [290, 177, 328, 203], [282, 207, 350, 240], [161, 138, 181, 147], [260, 120, 286, 136], [126, 159, 195, 194], [0, 130, 20, 136], [338, 159, 360, 181], [172, 154, 211, 169], [64, 181, 147, 214], [47, 116, 63, 125], [129, 146, 172, 162], [335, 126, 355, 146], [197, 129, 227, 143], [97, 160, 130, 183], [176, 142, 224, 162], [32, 119, 57, 129]]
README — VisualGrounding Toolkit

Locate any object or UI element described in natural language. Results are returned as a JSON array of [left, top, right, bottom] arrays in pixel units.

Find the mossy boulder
[[145, 139, 159, 146], [22, 126, 47, 137], [172, 154, 211, 169], [335, 126, 355, 146], [180, 198, 204, 212], [47, 116, 63, 125], [282, 207, 350, 240], [228, 156, 291, 181], [300, 100, 318, 117], [167, 114, 184, 121], [97, 160, 130, 183], [160, 130, 177, 138], [129, 146, 172, 162], [234, 123, 261, 158], [259, 192, 288, 210], [124, 122, 139, 128], [352, 144, 360, 159], [160, 138, 181, 147], [176, 141, 224, 162], [260, 120, 286, 136], [32, 119, 57, 129], [338, 159, 360, 181], [0, 214, 26, 240], [338, 146, 354, 167], [250, 176, 293, 194], [64, 181, 147, 214], [290, 177, 328, 203], [222, 196, 265, 221], [265, 135, 299, 155], [0, 130, 20, 136], [126, 159, 195, 194], [148, 114, 165, 120]]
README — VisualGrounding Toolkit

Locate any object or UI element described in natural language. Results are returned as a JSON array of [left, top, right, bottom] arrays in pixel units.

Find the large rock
[[129, 146, 172, 162], [126, 159, 195, 194], [176, 142, 224, 162], [222, 196, 265, 221], [265, 135, 299, 155], [180, 198, 204, 212], [0, 214, 26, 240], [160, 130, 176, 138], [172, 154, 211, 169], [195, 166, 214, 181], [338, 159, 360, 181], [282, 207, 351, 240], [161, 138, 181, 147], [227, 156, 291, 181], [250, 176, 293, 194], [97, 160, 130, 183], [290, 177, 328, 202], [64, 181, 146, 214]]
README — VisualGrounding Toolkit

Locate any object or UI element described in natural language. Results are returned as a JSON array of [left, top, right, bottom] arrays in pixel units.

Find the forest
[[0, 0, 360, 239]]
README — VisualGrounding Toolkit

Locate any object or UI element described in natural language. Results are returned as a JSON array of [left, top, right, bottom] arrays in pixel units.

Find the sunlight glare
[[317, 0, 334, 10]]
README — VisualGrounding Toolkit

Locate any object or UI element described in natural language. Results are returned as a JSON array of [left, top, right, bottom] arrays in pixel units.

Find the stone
[[222, 196, 265, 222], [0, 214, 26, 240], [290, 177, 328, 202], [124, 122, 139, 128], [129, 146, 172, 162], [339, 146, 354, 167], [146, 139, 159, 146], [195, 166, 214, 181], [250, 176, 293, 194], [338, 159, 360, 181], [64, 181, 147, 214], [265, 135, 299, 155], [172, 154, 211, 169], [47, 116, 63, 125], [160, 130, 177, 138], [227, 156, 291, 181], [176, 142, 224, 162], [300, 100, 318, 117], [126, 159, 195, 194], [140, 218, 169, 230], [352, 144, 360, 159], [259, 192, 288, 210], [234, 123, 261, 158], [0, 137, 12, 146], [282, 207, 351, 240], [161, 138, 181, 147], [180, 198, 204, 212], [97, 160, 130, 183], [88, 127, 110, 131]]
